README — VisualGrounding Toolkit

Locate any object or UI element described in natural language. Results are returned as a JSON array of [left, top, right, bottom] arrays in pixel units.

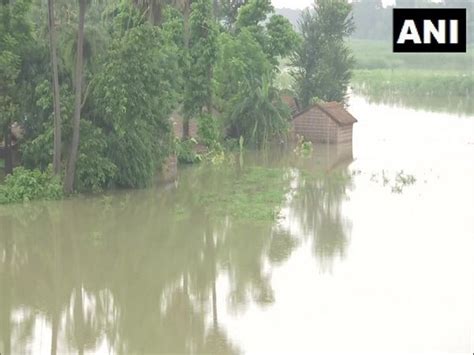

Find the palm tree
[[230, 73, 290, 148]]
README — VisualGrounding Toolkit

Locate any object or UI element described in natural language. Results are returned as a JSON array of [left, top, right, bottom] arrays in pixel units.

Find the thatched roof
[[293, 102, 357, 126]]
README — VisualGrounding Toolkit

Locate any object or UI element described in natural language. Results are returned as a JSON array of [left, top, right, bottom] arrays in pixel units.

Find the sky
[[271, 0, 396, 10]]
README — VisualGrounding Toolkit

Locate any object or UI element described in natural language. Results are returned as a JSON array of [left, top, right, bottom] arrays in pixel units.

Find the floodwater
[[1, 94, 473, 354]]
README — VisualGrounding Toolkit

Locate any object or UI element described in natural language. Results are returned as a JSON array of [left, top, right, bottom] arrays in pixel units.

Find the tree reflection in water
[[0, 144, 353, 354]]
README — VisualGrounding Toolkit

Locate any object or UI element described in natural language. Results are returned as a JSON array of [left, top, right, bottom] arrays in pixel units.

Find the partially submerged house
[[291, 102, 357, 144]]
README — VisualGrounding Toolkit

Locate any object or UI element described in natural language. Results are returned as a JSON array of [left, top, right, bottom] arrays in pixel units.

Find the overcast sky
[[271, 0, 396, 10]]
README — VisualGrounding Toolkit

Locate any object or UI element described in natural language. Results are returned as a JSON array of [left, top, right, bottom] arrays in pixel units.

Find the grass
[[349, 39, 474, 72], [197, 166, 291, 221], [352, 69, 473, 97], [349, 39, 473, 114]]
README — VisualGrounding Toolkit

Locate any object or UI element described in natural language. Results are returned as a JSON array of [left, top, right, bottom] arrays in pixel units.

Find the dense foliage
[[291, 0, 354, 107], [0, 167, 63, 204], [0, 0, 356, 201], [92, 20, 180, 187], [215, 0, 296, 147]]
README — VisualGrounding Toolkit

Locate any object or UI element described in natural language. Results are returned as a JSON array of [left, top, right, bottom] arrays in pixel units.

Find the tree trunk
[[150, 0, 162, 25], [64, 0, 86, 194], [48, 0, 62, 176], [4, 126, 13, 175], [183, 0, 192, 139], [183, 119, 190, 139]]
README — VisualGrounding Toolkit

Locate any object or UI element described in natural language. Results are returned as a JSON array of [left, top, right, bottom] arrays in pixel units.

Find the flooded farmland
[[1, 94, 473, 354]]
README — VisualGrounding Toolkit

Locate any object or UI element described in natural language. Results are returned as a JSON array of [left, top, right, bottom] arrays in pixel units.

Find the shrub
[[198, 114, 221, 150], [176, 138, 200, 164], [76, 121, 117, 192], [0, 167, 63, 204]]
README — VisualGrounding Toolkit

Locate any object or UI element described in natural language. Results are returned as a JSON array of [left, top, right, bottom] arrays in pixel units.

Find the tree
[[92, 17, 181, 187], [47, 0, 62, 175], [218, 0, 245, 28], [182, 0, 218, 135], [64, 0, 87, 193], [229, 72, 289, 147], [0, 0, 32, 175], [215, 30, 289, 147], [235, 0, 298, 65], [292, 0, 354, 108]]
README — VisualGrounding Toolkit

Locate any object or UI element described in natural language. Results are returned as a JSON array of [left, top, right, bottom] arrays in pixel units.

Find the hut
[[292, 102, 357, 144]]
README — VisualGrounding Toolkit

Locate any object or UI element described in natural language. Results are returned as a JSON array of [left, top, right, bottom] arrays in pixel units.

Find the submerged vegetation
[[197, 166, 292, 220], [349, 39, 473, 114], [350, 39, 474, 71], [0, 167, 63, 204], [368, 170, 417, 194], [353, 70, 473, 99]]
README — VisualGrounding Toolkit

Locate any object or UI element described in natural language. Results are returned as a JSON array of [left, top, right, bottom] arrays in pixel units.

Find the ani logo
[[393, 8, 466, 53]]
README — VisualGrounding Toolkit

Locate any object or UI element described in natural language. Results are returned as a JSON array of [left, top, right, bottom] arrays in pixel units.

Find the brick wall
[[293, 107, 338, 143], [171, 115, 198, 140], [172, 116, 184, 139], [337, 125, 353, 143], [189, 119, 198, 139], [293, 107, 354, 144]]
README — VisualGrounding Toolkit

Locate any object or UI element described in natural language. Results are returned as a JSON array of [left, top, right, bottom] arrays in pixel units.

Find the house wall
[[171, 115, 198, 140], [292, 108, 338, 143], [336, 125, 353, 143]]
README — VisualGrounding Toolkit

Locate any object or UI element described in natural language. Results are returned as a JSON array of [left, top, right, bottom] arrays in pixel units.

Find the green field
[[352, 69, 473, 97], [349, 39, 474, 72], [349, 40, 473, 114]]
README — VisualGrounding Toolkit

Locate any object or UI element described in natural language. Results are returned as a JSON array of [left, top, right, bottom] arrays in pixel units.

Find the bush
[[0, 167, 63, 204], [176, 138, 200, 164], [76, 121, 117, 192], [198, 114, 221, 150]]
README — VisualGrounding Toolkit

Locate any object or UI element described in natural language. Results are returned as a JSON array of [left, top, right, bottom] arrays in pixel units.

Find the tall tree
[[219, 0, 246, 28], [292, 0, 354, 108], [0, 0, 32, 175], [64, 0, 87, 193], [47, 0, 62, 175], [183, 0, 218, 131]]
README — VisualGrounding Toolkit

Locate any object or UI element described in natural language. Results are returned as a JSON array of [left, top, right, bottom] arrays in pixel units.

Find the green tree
[[215, 30, 289, 147], [47, 0, 62, 175], [235, 0, 298, 64], [230, 73, 289, 147], [92, 20, 180, 187], [218, 0, 245, 28], [215, 0, 296, 147], [182, 0, 218, 136], [0, 0, 33, 175], [64, 0, 87, 193], [292, 0, 354, 108]]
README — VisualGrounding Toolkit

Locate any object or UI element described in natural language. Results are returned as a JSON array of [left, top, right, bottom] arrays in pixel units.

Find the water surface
[[1, 95, 473, 354]]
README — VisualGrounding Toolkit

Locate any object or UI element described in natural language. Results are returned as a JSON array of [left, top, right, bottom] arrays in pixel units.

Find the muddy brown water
[[0, 94, 473, 354]]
